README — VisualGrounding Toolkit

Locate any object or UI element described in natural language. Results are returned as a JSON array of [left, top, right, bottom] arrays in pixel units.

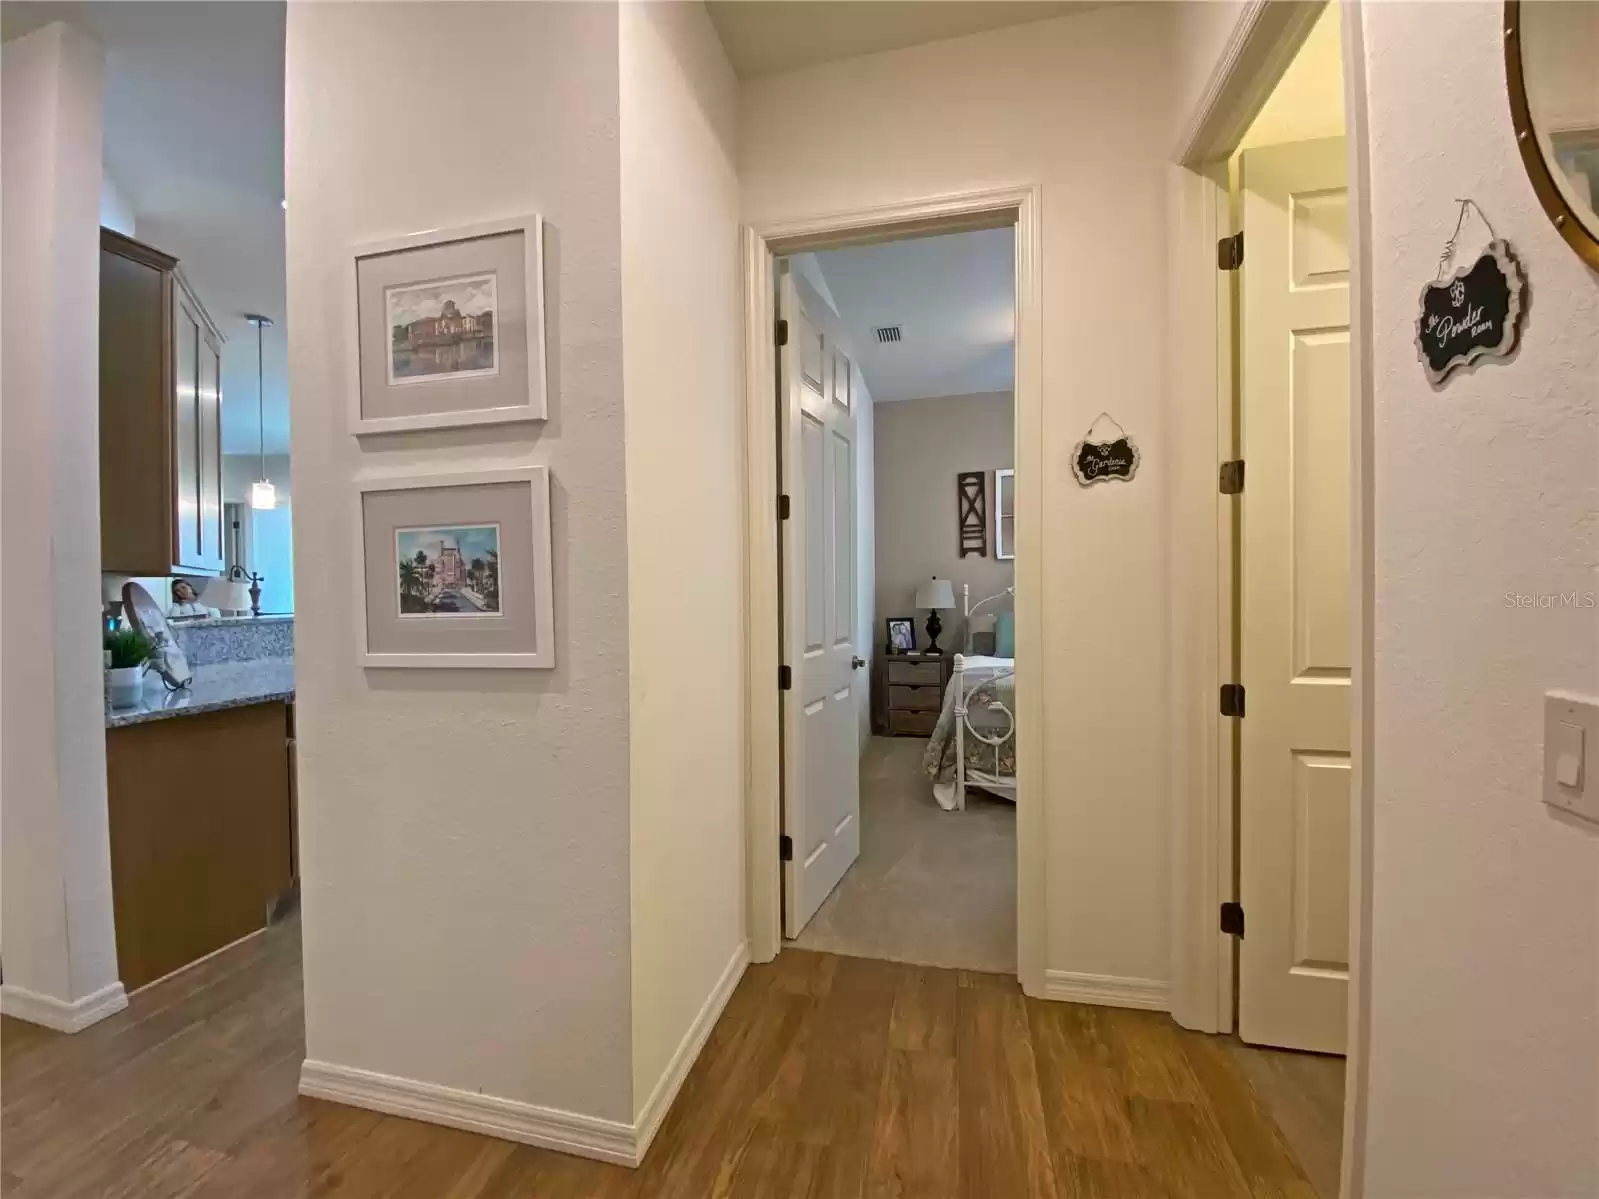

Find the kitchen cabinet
[[99, 228, 226, 577], [105, 702, 294, 990]]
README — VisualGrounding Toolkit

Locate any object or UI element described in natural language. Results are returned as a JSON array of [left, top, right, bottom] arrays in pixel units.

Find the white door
[[780, 270, 862, 939], [1238, 136, 1351, 1054]]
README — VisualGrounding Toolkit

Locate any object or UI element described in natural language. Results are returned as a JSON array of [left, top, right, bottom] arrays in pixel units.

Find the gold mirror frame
[[1506, 0, 1599, 269]]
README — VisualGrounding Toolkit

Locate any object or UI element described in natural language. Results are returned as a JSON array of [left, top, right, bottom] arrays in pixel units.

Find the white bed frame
[[949, 585, 1017, 810]]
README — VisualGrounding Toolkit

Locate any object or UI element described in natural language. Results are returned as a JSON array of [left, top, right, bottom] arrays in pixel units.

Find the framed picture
[[347, 215, 547, 435], [885, 616, 916, 654], [355, 466, 554, 669]]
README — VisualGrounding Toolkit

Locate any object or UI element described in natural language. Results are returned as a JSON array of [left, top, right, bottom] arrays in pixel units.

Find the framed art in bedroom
[[347, 215, 547, 435], [885, 616, 916, 654], [354, 466, 554, 669]]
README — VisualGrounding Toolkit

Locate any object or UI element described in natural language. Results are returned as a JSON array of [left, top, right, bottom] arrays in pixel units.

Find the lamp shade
[[250, 480, 277, 510], [202, 577, 250, 613], [915, 577, 956, 610]]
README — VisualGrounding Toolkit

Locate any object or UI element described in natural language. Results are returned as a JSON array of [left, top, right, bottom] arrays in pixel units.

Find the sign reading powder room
[[1072, 413, 1140, 486], [1415, 201, 1525, 386]]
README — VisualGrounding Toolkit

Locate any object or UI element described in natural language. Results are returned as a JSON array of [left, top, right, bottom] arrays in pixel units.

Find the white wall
[[99, 168, 135, 236], [286, 1, 634, 1124], [0, 23, 123, 1019], [618, 0, 746, 1123], [1238, 3, 1343, 151], [873, 392, 1014, 655], [742, 3, 1176, 987], [1359, 4, 1598, 1194]]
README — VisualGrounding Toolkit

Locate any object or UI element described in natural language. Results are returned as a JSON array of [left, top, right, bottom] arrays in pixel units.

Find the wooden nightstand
[[872, 652, 953, 736]]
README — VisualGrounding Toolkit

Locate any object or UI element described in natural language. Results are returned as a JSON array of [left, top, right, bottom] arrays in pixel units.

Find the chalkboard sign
[[1072, 433, 1140, 486], [1415, 240, 1525, 385]]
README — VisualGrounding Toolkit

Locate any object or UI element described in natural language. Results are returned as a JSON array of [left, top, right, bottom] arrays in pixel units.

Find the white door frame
[[1166, 3, 1373, 1197], [740, 186, 1046, 997]]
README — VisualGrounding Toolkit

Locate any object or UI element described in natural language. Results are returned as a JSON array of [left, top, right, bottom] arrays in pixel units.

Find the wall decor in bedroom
[[957, 471, 988, 557], [354, 465, 554, 669], [1072, 412, 1140, 486], [347, 214, 547, 435]]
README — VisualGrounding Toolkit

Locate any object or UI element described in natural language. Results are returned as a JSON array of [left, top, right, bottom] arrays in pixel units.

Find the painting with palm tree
[[395, 524, 501, 616]]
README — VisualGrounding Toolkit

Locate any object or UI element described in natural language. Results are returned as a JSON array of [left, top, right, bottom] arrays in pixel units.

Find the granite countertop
[[106, 659, 295, 729]]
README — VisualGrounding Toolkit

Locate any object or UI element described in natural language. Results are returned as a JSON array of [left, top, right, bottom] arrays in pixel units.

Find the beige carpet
[[787, 736, 1017, 974]]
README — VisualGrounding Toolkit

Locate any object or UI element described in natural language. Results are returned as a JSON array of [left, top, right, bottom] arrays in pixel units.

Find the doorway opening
[[775, 227, 1018, 975]]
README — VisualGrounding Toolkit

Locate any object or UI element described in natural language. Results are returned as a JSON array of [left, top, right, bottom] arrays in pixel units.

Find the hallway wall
[[1358, 3, 1598, 1194], [741, 2, 1177, 991], [286, 1, 634, 1123]]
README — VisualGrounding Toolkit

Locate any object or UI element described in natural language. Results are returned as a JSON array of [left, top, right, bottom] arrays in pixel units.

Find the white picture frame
[[346, 214, 548, 436], [354, 466, 555, 669]]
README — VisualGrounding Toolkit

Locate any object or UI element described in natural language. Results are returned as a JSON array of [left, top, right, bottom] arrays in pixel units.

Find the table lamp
[[914, 576, 956, 654]]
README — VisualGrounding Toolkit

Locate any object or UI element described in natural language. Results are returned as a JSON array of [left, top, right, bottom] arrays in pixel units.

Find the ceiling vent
[[873, 325, 902, 344]]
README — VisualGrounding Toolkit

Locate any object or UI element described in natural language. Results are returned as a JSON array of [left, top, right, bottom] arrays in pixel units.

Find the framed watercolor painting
[[347, 215, 547, 435], [355, 466, 554, 668]]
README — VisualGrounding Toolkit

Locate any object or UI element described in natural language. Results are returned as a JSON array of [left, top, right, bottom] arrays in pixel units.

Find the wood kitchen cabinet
[[105, 702, 294, 991], [99, 228, 226, 577]]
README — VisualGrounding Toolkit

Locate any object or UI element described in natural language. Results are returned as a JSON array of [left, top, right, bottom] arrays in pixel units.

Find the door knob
[[852, 656, 866, 669]]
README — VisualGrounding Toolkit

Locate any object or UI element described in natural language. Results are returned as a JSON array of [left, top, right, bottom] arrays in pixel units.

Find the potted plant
[[104, 628, 154, 708]]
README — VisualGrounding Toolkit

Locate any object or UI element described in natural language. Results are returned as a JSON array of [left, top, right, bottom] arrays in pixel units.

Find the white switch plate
[[1544, 691, 1599, 825]]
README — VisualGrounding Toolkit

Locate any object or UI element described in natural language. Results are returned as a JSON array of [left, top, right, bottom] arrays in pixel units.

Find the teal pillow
[[995, 611, 1015, 658]]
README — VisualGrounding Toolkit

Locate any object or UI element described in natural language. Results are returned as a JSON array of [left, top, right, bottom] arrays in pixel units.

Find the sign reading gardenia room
[[1071, 412, 1140, 486]]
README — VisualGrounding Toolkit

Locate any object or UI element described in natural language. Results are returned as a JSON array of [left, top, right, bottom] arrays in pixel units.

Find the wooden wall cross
[[957, 471, 987, 558]]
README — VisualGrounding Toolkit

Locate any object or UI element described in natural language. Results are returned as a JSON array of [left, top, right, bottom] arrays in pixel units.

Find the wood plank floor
[[1, 920, 1328, 1198]]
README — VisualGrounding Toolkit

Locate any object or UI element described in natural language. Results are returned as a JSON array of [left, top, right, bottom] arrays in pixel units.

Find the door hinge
[[779, 664, 792, 691], [1219, 459, 1245, 495], [1217, 231, 1244, 271], [778, 493, 791, 521], [1220, 901, 1245, 937], [780, 834, 794, 861], [775, 318, 789, 347], [1220, 683, 1246, 717]]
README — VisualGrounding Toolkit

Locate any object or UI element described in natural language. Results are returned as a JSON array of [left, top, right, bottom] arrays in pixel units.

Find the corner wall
[[618, 0, 748, 1129], [740, 3, 1177, 988], [286, 1, 634, 1123], [0, 22, 124, 1028], [1359, 3, 1598, 1193]]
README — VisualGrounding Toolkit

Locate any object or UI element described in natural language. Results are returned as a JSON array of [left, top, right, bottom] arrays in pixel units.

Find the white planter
[[107, 665, 146, 709]]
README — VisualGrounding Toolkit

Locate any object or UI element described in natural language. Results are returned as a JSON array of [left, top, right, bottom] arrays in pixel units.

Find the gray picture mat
[[356, 230, 533, 421], [362, 480, 542, 656]]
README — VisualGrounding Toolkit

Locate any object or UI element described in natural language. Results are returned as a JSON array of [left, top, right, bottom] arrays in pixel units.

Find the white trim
[[299, 1060, 637, 1167], [346, 214, 548, 436], [1042, 971, 1170, 1012], [0, 980, 128, 1033], [353, 465, 555, 669], [740, 186, 1045, 1000], [632, 942, 749, 1162]]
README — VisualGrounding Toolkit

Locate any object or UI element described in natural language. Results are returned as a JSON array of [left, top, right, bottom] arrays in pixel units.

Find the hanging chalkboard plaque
[[1415, 202, 1525, 386], [1072, 413, 1140, 486]]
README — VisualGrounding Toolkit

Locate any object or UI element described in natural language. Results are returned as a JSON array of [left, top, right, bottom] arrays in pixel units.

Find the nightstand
[[872, 652, 953, 737]]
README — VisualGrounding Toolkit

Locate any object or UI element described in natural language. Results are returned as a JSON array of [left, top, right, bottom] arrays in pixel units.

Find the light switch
[[1544, 692, 1599, 825]]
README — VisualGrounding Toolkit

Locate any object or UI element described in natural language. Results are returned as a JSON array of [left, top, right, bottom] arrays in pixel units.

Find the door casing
[[739, 187, 1045, 996], [1167, 3, 1375, 1198]]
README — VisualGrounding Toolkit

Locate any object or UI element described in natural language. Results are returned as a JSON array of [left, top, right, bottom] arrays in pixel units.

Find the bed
[[920, 585, 1017, 811]]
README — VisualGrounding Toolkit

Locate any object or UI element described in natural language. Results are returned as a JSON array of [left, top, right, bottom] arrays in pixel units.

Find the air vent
[[873, 325, 902, 344]]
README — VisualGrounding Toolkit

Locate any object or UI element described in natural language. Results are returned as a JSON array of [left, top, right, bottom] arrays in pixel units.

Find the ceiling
[[803, 226, 1015, 403], [1, 2, 289, 455], [705, 0, 1101, 79]]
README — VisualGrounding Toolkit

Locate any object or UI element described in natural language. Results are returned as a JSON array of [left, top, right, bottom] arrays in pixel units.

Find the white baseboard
[[0, 980, 128, 1032], [299, 1060, 637, 1166], [1042, 970, 1170, 1012], [633, 941, 749, 1162]]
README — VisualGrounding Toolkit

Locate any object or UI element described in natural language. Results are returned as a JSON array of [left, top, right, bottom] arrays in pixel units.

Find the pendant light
[[245, 314, 276, 509]]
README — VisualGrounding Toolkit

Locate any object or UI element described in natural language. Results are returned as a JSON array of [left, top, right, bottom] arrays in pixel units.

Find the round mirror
[[1506, 1, 1599, 269]]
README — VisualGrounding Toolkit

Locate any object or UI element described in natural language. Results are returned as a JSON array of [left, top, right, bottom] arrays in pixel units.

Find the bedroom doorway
[[772, 223, 1020, 975]]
